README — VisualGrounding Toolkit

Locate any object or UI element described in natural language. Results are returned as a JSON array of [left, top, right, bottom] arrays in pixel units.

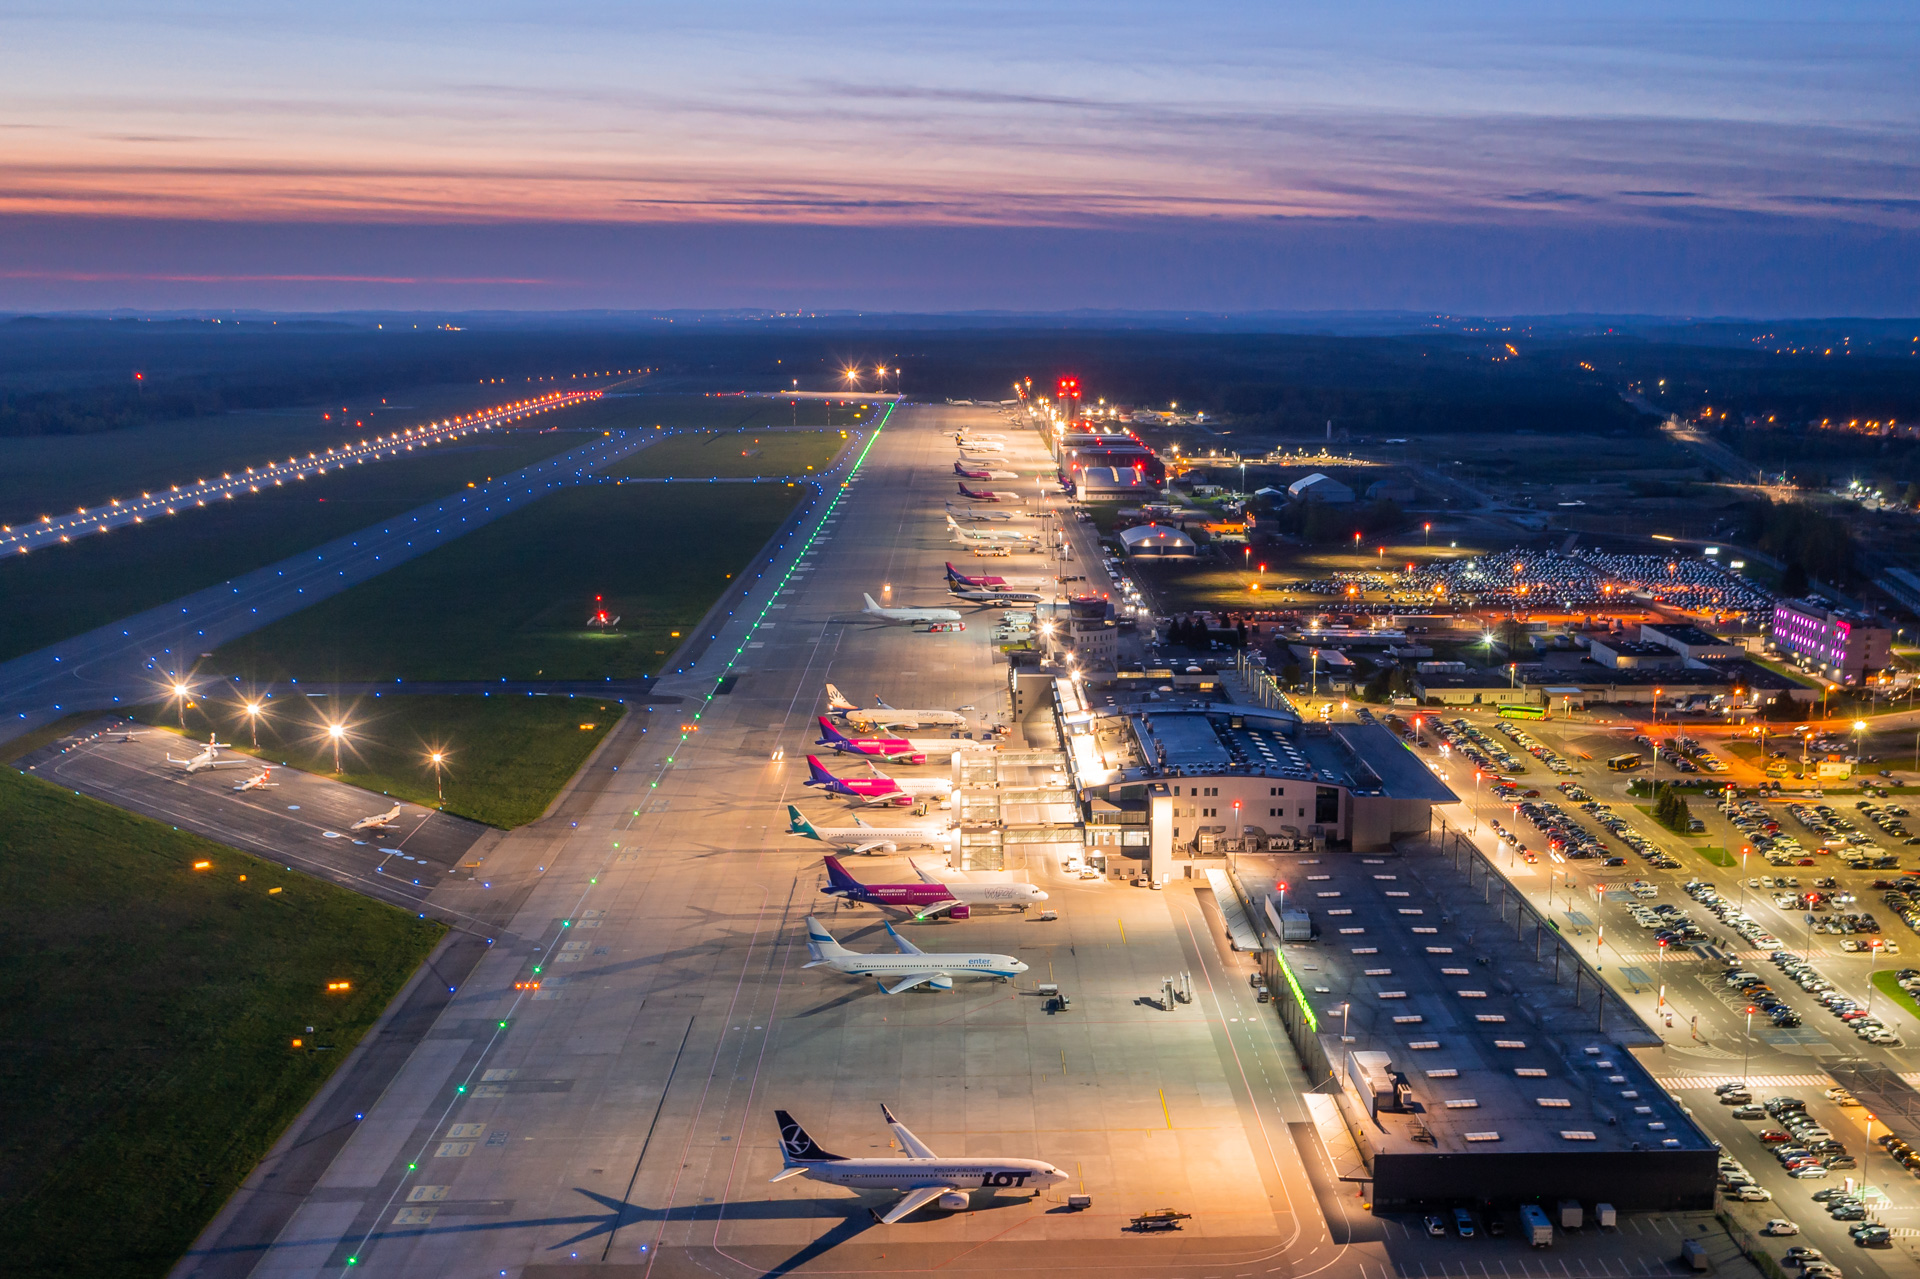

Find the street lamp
[[242, 700, 265, 748], [1742, 1005, 1755, 1086], [1853, 719, 1867, 763], [429, 750, 447, 802], [326, 721, 347, 772], [171, 681, 191, 728]]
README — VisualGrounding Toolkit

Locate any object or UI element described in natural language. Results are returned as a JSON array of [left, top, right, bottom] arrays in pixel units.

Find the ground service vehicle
[[1608, 753, 1643, 771], [1520, 1204, 1553, 1247]]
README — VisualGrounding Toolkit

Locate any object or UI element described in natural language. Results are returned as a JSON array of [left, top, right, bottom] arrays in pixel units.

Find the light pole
[[243, 700, 264, 748], [327, 721, 346, 772], [1738, 845, 1750, 912], [429, 750, 447, 803], [1742, 1004, 1755, 1085], [1854, 719, 1867, 764], [171, 681, 191, 728]]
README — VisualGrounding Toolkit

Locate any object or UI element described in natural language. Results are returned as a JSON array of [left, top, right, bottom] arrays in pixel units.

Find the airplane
[[953, 430, 1006, 441], [952, 461, 1019, 480], [943, 562, 1047, 590], [956, 439, 1006, 454], [772, 1105, 1067, 1224], [944, 503, 1019, 522], [956, 483, 1023, 503], [946, 515, 1036, 544], [787, 805, 952, 856], [821, 854, 1047, 918], [801, 914, 1026, 992], [350, 803, 403, 832], [166, 734, 252, 774], [825, 684, 964, 730], [806, 756, 952, 807], [231, 767, 278, 792], [816, 716, 928, 764], [861, 593, 962, 624], [949, 586, 1041, 606]]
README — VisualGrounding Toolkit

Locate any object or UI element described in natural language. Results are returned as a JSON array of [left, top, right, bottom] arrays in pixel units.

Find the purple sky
[[4, 3, 1917, 314]]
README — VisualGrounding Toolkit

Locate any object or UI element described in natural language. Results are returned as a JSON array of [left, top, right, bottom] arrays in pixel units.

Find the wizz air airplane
[[821, 854, 1047, 918], [946, 515, 1035, 545], [815, 717, 991, 763], [943, 562, 1046, 591], [801, 914, 1026, 992], [166, 734, 252, 774], [805, 756, 952, 807], [949, 585, 1042, 605], [350, 803, 404, 832], [787, 805, 952, 856], [953, 460, 1018, 480], [772, 1105, 1066, 1224], [860, 592, 961, 624], [824, 684, 964, 730], [955, 483, 1023, 503], [231, 767, 278, 792]]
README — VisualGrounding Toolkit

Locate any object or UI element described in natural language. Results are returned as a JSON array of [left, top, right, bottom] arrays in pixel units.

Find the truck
[[1594, 1203, 1616, 1228], [1558, 1199, 1583, 1229], [1519, 1204, 1553, 1247]]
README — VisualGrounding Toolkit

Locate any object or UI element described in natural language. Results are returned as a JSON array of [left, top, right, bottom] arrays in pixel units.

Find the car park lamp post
[[1743, 1005, 1755, 1086], [1853, 720, 1867, 763]]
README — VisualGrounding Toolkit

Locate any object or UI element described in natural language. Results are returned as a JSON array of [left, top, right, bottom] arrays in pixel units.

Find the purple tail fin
[[823, 855, 864, 894], [815, 715, 851, 745], [806, 755, 841, 788]]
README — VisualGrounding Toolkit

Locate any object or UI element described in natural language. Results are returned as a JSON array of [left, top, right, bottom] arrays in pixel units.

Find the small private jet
[[350, 803, 404, 832]]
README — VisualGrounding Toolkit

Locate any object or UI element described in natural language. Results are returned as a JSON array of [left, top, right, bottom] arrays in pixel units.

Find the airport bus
[[1606, 752, 1643, 772], [1496, 704, 1546, 720]]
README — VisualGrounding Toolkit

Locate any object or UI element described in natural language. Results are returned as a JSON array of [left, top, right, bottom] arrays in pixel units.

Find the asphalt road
[[0, 428, 664, 746], [169, 404, 1760, 1279]]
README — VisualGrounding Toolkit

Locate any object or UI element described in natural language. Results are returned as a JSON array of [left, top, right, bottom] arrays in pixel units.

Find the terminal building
[[1771, 598, 1893, 683]]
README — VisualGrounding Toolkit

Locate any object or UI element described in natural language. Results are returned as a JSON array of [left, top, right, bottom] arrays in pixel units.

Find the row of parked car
[[1761, 950, 1900, 1045], [1720, 796, 1818, 867], [1721, 966, 1805, 1028], [1437, 718, 1527, 776], [1495, 722, 1576, 775], [1582, 799, 1681, 869], [1680, 880, 1784, 951]]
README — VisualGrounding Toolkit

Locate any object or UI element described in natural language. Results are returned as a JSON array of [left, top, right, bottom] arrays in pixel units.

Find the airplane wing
[[883, 921, 927, 955], [848, 839, 898, 855], [880, 972, 953, 996], [881, 1103, 940, 1158], [879, 1184, 956, 1223], [910, 899, 966, 921]]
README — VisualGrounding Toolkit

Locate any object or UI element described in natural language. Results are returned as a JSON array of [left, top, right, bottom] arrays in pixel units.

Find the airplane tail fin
[[787, 805, 822, 840], [804, 755, 840, 789], [822, 855, 864, 894], [802, 916, 852, 962], [874, 697, 896, 710], [862, 593, 882, 612], [824, 682, 857, 711], [814, 715, 850, 746], [775, 1110, 845, 1165]]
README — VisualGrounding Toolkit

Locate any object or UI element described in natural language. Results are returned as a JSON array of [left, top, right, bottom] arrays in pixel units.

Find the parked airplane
[[956, 483, 1023, 503], [772, 1105, 1066, 1223], [787, 805, 952, 855], [943, 562, 1047, 590], [231, 767, 278, 792], [166, 734, 251, 774], [825, 684, 964, 730], [946, 515, 1036, 544], [861, 592, 962, 624], [953, 461, 1018, 480], [806, 756, 953, 807], [944, 502, 1018, 522], [953, 430, 1006, 441], [821, 854, 1047, 918], [950, 586, 1042, 605], [801, 915, 1026, 991], [815, 716, 927, 764], [350, 803, 403, 832]]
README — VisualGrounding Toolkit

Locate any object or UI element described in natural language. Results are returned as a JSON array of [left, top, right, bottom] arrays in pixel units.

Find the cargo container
[[1520, 1204, 1553, 1247]]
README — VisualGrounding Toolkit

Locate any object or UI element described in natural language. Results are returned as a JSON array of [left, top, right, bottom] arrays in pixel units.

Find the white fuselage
[[905, 738, 994, 756], [866, 605, 962, 623], [801, 1158, 1065, 1193], [808, 825, 952, 851], [813, 950, 1026, 981], [948, 881, 1048, 907], [842, 707, 965, 730]]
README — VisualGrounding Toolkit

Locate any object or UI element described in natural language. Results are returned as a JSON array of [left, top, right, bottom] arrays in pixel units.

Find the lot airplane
[[861, 593, 962, 624], [166, 734, 251, 774], [787, 805, 952, 855], [231, 767, 278, 792], [806, 756, 953, 807], [801, 915, 1026, 992], [350, 803, 403, 832], [825, 685, 964, 730], [821, 854, 1047, 917], [772, 1105, 1066, 1223], [955, 483, 1023, 503]]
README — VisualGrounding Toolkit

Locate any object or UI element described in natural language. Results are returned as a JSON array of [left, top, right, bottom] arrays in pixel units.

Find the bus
[[1496, 704, 1546, 720], [1606, 752, 1643, 772]]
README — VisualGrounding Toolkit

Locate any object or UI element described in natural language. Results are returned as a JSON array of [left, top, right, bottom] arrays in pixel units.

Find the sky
[[3, 2, 1917, 314]]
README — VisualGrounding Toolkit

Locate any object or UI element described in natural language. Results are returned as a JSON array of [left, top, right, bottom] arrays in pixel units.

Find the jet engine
[[948, 904, 970, 920], [937, 1192, 969, 1211]]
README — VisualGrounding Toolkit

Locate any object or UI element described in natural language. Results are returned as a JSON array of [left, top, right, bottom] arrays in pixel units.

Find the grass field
[[1871, 970, 1920, 1023], [149, 694, 620, 829], [0, 431, 583, 663], [0, 767, 444, 1279], [214, 482, 800, 682], [613, 428, 847, 478], [1695, 845, 1734, 867]]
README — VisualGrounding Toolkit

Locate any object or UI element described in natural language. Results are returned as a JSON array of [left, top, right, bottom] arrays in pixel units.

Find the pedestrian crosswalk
[[1655, 1073, 1831, 1090]]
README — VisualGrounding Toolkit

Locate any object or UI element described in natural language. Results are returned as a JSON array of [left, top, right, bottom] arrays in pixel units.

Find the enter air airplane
[[772, 1105, 1066, 1223], [802, 915, 1026, 992]]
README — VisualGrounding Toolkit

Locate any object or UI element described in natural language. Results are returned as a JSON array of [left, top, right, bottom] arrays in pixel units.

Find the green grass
[[146, 694, 620, 829], [1872, 970, 1920, 1022], [1695, 846, 1735, 867], [0, 767, 445, 1279], [214, 482, 800, 682], [612, 428, 848, 478], [0, 431, 582, 662]]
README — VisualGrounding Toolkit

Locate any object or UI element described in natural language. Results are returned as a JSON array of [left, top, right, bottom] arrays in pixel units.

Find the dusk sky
[[5, 3, 1918, 314]]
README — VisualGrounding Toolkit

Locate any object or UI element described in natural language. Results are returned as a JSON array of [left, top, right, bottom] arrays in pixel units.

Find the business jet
[[825, 684, 964, 730], [801, 915, 1025, 992], [772, 1105, 1066, 1223], [231, 768, 278, 792], [350, 803, 404, 832], [860, 593, 961, 624], [787, 805, 952, 855], [821, 855, 1047, 918], [946, 515, 1036, 545], [805, 756, 953, 807], [956, 483, 1023, 503], [166, 735, 252, 774]]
